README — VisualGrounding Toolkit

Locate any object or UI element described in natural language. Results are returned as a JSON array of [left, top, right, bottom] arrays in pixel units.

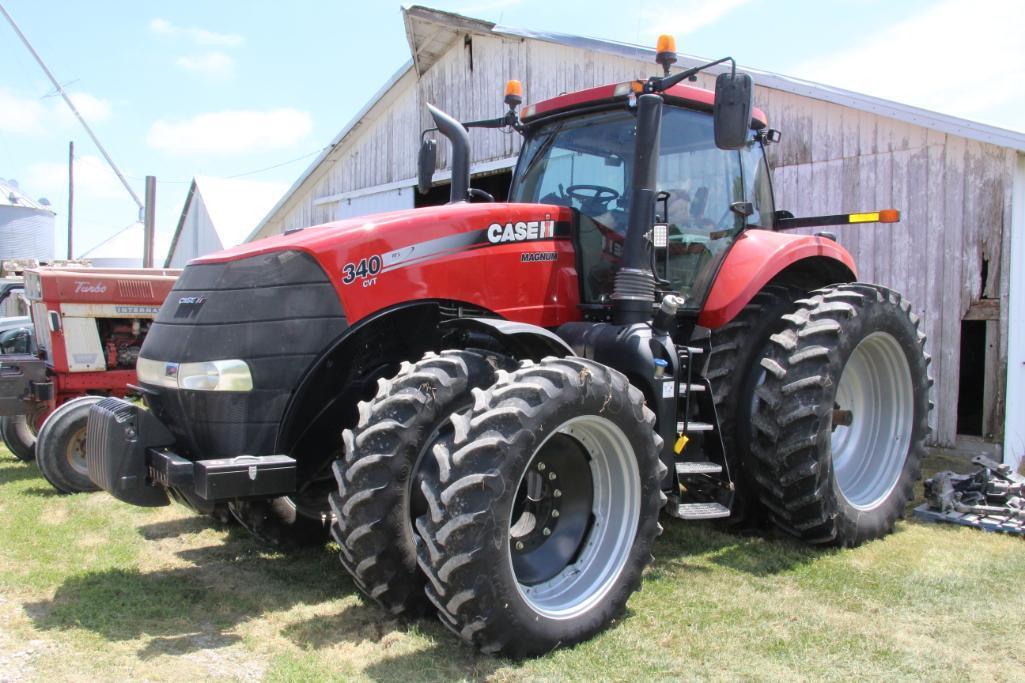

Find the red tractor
[[0, 266, 178, 493], [86, 42, 930, 656]]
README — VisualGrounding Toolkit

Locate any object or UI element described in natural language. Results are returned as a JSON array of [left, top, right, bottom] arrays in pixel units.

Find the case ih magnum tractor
[[86, 42, 930, 656]]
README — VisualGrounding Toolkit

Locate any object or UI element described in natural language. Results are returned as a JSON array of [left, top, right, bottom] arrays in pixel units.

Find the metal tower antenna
[[0, 2, 145, 214]]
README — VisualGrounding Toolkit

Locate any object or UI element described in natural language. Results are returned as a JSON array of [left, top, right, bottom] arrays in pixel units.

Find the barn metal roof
[[251, 5, 1025, 240]]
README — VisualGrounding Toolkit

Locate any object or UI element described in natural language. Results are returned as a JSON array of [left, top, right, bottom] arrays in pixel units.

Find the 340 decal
[[341, 255, 382, 285]]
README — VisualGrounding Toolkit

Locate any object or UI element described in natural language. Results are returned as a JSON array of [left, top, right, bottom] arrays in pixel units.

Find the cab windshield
[[510, 106, 773, 305]]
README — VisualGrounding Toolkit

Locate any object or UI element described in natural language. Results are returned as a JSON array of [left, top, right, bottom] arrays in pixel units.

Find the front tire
[[1, 404, 47, 462], [749, 284, 931, 546], [415, 357, 665, 657], [330, 350, 502, 615], [36, 397, 103, 494]]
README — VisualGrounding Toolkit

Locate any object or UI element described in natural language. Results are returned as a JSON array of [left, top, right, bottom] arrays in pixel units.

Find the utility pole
[[67, 141, 74, 259], [0, 2, 144, 216], [143, 177, 156, 268]]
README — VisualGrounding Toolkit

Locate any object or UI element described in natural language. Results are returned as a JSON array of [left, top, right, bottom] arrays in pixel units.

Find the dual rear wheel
[[332, 352, 664, 656]]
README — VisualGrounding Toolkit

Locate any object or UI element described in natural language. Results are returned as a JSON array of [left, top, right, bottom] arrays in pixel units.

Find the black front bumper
[[86, 397, 297, 508]]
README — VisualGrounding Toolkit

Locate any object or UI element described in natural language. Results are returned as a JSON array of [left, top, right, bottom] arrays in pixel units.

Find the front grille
[[138, 250, 347, 458]]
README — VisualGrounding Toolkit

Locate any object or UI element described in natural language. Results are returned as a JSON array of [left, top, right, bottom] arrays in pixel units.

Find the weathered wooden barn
[[250, 6, 1025, 466]]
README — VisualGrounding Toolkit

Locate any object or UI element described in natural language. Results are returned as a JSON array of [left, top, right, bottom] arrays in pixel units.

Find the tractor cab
[[509, 82, 775, 311]]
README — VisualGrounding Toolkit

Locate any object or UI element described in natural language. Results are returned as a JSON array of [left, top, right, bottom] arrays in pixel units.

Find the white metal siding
[[0, 207, 55, 261], [167, 197, 224, 267], [1005, 154, 1025, 469], [334, 187, 414, 221]]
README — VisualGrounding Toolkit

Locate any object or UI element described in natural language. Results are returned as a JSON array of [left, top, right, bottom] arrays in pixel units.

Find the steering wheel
[[566, 184, 620, 213]]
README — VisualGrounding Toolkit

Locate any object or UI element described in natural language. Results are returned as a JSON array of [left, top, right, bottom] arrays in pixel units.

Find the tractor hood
[[192, 202, 577, 323], [193, 203, 571, 267]]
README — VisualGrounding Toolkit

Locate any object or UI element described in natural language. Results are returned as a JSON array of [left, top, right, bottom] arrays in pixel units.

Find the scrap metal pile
[[914, 456, 1025, 536]]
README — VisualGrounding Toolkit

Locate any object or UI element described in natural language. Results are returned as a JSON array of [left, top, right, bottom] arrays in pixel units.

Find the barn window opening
[[980, 257, 989, 295], [956, 319, 986, 436], [414, 169, 512, 208]]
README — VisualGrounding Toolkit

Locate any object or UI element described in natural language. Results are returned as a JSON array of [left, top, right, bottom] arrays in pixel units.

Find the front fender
[[699, 229, 857, 328], [441, 317, 575, 359]]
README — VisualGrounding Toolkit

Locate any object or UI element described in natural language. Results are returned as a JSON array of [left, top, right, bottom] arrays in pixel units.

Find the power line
[[124, 147, 326, 185], [226, 148, 325, 178]]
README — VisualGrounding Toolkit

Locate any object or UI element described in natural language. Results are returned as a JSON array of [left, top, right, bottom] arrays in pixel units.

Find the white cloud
[[0, 88, 111, 135], [189, 27, 244, 48], [0, 88, 48, 134], [26, 154, 128, 203], [640, 0, 755, 38], [146, 109, 313, 156], [149, 17, 243, 47], [788, 0, 1025, 129], [176, 52, 235, 78], [148, 17, 175, 36]]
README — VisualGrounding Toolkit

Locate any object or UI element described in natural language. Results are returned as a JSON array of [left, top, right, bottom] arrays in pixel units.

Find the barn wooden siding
[[758, 88, 1015, 446], [271, 32, 1015, 447]]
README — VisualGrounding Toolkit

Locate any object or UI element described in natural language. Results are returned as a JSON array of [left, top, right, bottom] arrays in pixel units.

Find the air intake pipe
[[613, 93, 663, 325], [427, 103, 470, 204]]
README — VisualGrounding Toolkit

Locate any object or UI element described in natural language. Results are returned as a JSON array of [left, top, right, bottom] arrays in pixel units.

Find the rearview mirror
[[417, 137, 437, 195], [713, 72, 753, 150]]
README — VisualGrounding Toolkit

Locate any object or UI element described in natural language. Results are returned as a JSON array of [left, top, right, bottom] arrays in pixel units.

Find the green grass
[[0, 447, 1022, 682]]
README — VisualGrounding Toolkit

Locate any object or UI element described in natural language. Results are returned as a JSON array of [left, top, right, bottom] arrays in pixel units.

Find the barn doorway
[[414, 168, 512, 208], [957, 319, 986, 437]]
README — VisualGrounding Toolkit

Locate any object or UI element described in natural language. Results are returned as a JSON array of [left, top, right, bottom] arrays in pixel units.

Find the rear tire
[[1, 404, 47, 462], [705, 284, 802, 524], [330, 350, 503, 615], [36, 397, 103, 494], [749, 284, 931, 546], [415, 357, 665, 657]]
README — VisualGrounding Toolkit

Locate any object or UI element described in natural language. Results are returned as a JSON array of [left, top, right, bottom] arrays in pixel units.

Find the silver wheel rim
[[831, 332, 913, 510], [509, 415, 640, 619], [66, 426, 89, 477]]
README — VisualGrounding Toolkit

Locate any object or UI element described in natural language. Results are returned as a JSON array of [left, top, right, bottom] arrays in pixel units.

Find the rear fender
[[699, 230, 857, 328]]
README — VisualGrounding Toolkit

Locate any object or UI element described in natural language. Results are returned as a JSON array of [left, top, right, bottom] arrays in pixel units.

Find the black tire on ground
[[415, 357, 665, 657], [749, 283, 932, 547], [36, 396, 103, 494], [705, 283, 802, 524], [228, 493, 332, 549], [1, 404, 47, 462], [329, 349, 504, 616]]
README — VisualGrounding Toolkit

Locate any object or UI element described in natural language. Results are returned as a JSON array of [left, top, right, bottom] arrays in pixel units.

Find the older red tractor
[[86, 40, 930, 656]]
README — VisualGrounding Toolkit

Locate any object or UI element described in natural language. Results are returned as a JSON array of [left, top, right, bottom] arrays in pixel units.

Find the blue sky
[[2, 0, 1022, 260]]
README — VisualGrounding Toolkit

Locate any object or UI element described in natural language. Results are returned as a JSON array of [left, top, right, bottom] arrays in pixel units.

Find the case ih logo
[[74, 281, 107, 294], [487, 218, 556, 244]]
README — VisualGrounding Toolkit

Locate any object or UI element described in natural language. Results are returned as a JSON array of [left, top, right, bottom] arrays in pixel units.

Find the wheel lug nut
[[537, 462, 546, 471], [551, 510, 560, 518], [554, 489, 562, 498], [548, 472, 557, 480], [515, 541, 524, 550], [542, 528, 551, 536]]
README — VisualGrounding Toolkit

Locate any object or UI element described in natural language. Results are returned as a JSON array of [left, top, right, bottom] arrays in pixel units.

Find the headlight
[[136, 358, 253, 392]]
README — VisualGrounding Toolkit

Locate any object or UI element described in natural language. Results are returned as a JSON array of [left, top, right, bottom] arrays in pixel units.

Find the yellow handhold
[[674, 435, 689, 454]]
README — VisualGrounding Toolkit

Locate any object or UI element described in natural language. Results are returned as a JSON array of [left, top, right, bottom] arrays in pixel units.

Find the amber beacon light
[[505, 79, 523, 107]]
